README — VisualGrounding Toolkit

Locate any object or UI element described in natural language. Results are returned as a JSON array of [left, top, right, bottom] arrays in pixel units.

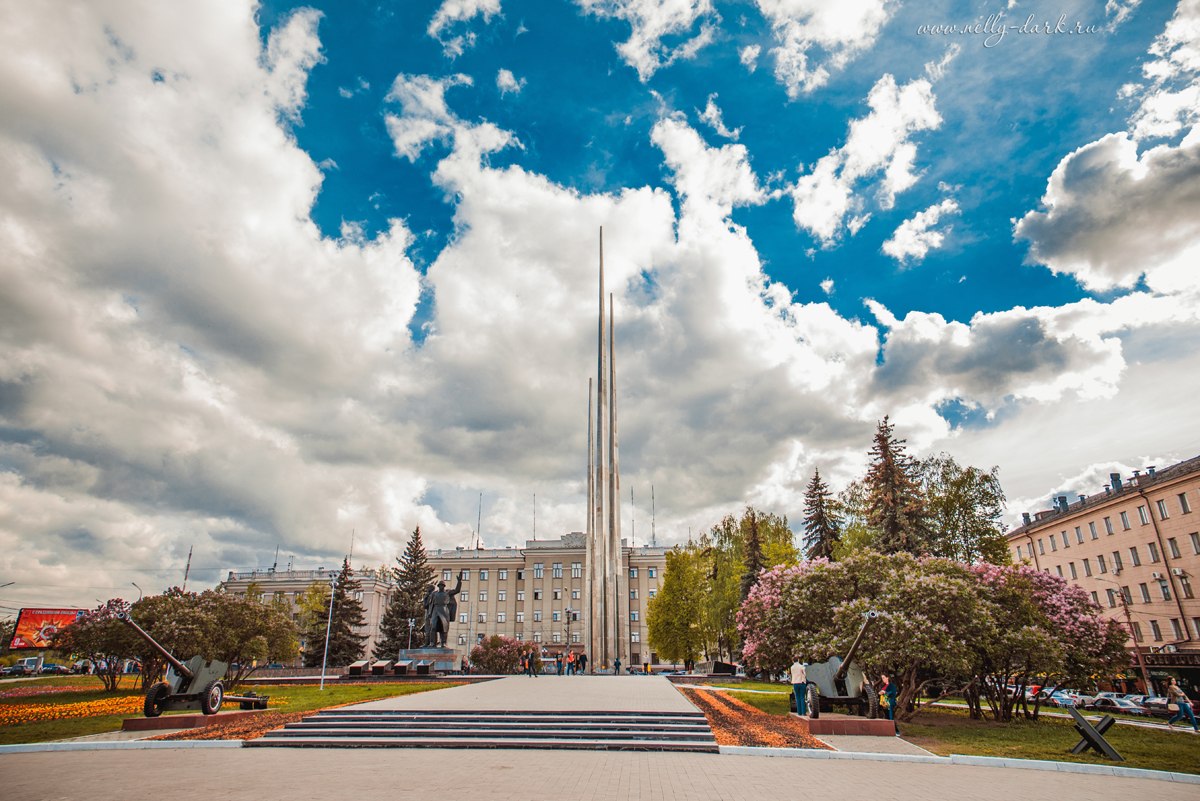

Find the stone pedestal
[[396, 647, 458, 674]]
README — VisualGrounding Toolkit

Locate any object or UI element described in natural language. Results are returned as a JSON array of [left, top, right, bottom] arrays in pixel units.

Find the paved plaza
[[1, 676, 1195, 799]]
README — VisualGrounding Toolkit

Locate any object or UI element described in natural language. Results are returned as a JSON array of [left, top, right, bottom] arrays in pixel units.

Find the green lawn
[[0, 677, 456, 745], [707, 686, 1198, 776]]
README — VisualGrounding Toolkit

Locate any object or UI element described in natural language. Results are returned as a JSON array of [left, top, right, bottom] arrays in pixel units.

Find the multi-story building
[[221, 533, 667, 670], [1005, 455, 1200, 695]]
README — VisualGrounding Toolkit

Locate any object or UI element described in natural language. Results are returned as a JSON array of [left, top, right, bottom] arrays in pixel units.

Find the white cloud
[[755, 0, 897, 97], [1014, 131, 1200, 292], [882, 197, 959, 264], [790, 74, 941, 245], [1126, 0, 1200, 140], [698, 93, 742, 140], [383, 74, 474, 161], [740, 44, 761, 72], [428, 0, 502, 58], [651, 115, 764, 218], [496, 68, 525, 95], [819, 277, 834, 294], [1106, 0, 1142, 29], [576, 0, 718, 81]]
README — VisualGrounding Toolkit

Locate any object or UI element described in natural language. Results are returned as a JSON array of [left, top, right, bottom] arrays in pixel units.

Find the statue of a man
[[422, 571, 464, 648]]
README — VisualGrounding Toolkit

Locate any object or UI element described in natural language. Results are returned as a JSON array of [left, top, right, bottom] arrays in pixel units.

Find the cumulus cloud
[[698, 93, 741, 140], [755, 0, 897, 97], [651, 115, 764, 218], [882, 197, 959, 264], [740, 44, 761, 72], [789, 74, 941, 245], [428, 0, 502, 58], [496, 68, 525, 95], [576, 0, 718, 81], [1014, 131, 1200, 292], [383, 73, 475, 160], [1126, 0, 1200, 140]]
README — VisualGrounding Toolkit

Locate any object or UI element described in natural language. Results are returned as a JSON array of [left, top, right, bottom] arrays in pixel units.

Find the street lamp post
[[1097, 576, 1153, 694], [407, 618, 416, 650], [319, 575, 338, 691], [131, 582, 142, 601]]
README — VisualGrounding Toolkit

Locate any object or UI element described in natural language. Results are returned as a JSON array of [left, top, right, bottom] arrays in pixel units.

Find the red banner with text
[[9, 608, 86, 650]]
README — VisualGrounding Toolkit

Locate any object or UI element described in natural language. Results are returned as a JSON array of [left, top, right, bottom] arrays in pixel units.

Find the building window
[[1181, 576, 1194, 600], [533, 590, 543, 600], [1167, 537, 1181, 559], [1129, 546, 1141, 567], [499, 569, 508, 580], [571, 589, 580, 599], [477, 633, 485, 644], [478, 613, 486, 623], [630, 611, 639, 622], [517, 591, 525, 602], [1192, 618, 1200, 639], [1093, 522, 1102, 539], [1106, 589, 1117, 608], [552, 632, 561, 643], [533, 563, 544, 579], [1055, 566, 1064, 577], [1179, 493, 1192, 514], [498, 590, 507, 601], [533, 611, 542, 622], [1148, 542, 1160, 562], [1120, 511, 1131, 530], [1090, 591, 1099, 605], [1192, 532, 1200, 554], [1160, 580, 1172, 601], [648, 589, 656, 598], [1049, 534, 1057, 552], [553, 589, 562, 600], [1171, 619, 1183, 640], [459, 613, 468, 624], [462, 570, 470, 581], [458, 635, 467, 645], [1131, 622, 1143, 642], [1069, 562, 1078, 579], [629, 567, 639, 578], [1150, 620, 1162, 641], [1083, 558, 1092, 577], [443, 570, 453, 581], [552, 562, 563, 578], [516, 612, 525, 623], [1121, 586, 1132, 604], [630, 589, 639, 599], [1061, 530, 1069, 549], [1016, 545, 1023, 561], [552, 611, 561, 622], [648, 567, 657, 578], [1137, 506, 1150, 525], [533, 632, 541, 643], [497, 612, 506, 623], [1139, 583, 1151, 603], [1038, 539, 1045, 555], [479, 592, 487, 602], [631, 632, 640, 643], [516, 569, 525, 581], [572, 633, 581, 643], [1112, 551, 1123, 572], [1156, 500, 1169, 520], [1075, 526, 1084, 543], [1097, 554, 1107, 574], [571, 562, 582, 578]]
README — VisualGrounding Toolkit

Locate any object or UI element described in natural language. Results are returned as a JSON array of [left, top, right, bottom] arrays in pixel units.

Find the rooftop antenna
[[271, 545, 279, 572], [348, 529, 356, 565], [533, 493, 537, 541], [476, 493, 483, 549], [182, 545, 193, 591], [651, 485, 657, 547], [631, 485, 635, 547]]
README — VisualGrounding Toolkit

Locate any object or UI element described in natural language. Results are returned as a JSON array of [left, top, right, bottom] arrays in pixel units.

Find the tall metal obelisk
[[585, 227, 622, 671]]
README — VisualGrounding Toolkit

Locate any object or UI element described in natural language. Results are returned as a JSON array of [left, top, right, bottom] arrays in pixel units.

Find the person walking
[[566, 652, 575, 675], [578, 652, 588, 674], [614, 657, 621, 675], [1166, 677, 1199, 731], [789, 658, 808, 716]]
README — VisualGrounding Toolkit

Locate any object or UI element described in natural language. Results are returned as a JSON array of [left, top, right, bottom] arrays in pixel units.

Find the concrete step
[[247, 735, 719, 752], [266, 726, 716, 742]]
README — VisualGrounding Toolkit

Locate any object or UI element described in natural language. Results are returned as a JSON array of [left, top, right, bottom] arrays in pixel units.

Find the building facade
[[1005, 455, 1200, 694], [221, 533, 667, 670]]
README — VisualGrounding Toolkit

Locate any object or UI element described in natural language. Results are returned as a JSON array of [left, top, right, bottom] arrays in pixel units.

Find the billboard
[[9, 608, 86, 650]]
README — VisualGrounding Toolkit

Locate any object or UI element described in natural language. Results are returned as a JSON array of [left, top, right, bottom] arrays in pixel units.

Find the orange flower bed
[[0, 694, 142, 727], [151, 710, 308, 741], [679, 687, 830, 749]]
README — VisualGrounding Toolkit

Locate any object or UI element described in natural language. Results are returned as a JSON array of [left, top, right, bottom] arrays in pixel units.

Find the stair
[[246, 709, 718, 752]]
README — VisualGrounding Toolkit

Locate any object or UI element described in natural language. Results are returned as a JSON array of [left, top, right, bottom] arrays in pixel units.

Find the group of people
[[519, 649, 590, 676], [789, 658, 899, 734]]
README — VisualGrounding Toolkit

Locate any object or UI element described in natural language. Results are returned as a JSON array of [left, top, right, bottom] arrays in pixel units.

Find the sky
[[1, 0, 1199, 611]]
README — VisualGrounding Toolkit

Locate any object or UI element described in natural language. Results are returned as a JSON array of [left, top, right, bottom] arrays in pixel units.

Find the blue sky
[[1, 0, 1199, 606]]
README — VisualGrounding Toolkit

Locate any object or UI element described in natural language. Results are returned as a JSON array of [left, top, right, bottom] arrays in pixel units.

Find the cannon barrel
[[116, 612, 194, 680], [834, 610, 879, 682]]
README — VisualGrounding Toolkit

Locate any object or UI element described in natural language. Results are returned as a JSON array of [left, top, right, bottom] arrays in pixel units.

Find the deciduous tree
[[51, 599, 139, 691], [920, 454, 1009, 564]]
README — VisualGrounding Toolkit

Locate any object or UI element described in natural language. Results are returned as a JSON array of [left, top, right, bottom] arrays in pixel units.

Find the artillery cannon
[[117, 612, 269, 717], [792, 610, 880, 719]]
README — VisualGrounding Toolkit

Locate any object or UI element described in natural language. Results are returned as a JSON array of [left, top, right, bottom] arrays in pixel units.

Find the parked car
[[39, 663, 71, 675], [1144, 696, 1200, 717], [1040, 691, 1079, 707], [1086, 697, 1148, 716]]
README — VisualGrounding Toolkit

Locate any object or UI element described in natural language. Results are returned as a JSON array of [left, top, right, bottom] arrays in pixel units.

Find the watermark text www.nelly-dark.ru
[[917, 13, 1101, 47]]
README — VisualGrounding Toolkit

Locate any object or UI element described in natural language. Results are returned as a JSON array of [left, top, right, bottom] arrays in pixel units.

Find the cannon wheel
[[143, 682, 170, 718], [201, 680, 224, 715], [862, 684, 880, 719], [807, 684, 820, 720]]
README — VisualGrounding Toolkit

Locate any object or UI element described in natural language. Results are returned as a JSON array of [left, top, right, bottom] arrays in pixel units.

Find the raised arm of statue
[[449, 570, 463, 597]]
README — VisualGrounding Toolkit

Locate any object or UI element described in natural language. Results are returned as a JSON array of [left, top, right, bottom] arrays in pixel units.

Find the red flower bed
[[679, 687, 830, 749]]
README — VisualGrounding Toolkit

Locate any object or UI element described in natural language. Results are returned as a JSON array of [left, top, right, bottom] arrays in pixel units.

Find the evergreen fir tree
[[802, 468, 842, 560], [303, 559, 367, 667], [739, 508, 764, 601], [373, 527, 436, 658], [864, 416, 930, 555]]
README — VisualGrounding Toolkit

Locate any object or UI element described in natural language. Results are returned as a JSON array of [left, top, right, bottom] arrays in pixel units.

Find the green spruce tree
[[864, 416, 930, 555], [303, 559, 367, 667], [739, 508, 764, 601], [802, 468, 842, 560], [374, 527, 437, 658]]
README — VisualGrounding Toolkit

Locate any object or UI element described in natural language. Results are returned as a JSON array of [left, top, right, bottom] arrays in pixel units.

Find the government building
[[1005, 454, 1200, 696], [221, 533, 668, 670]]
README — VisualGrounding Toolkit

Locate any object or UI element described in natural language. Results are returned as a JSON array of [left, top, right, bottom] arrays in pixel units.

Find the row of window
[[461, 610, 641, 624], [455, 631, 645, 645], [1125, 617, 1200, 643], [438, 565, 659, 582], [1019, 531, 1200, 563], [1076, 574, 1195, 607], [461, 587, 657, 604]]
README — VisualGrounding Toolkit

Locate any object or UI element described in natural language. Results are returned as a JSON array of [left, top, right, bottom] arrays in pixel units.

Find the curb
[[0, 740, 244, 754], [717, 746, 1200, 784]]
